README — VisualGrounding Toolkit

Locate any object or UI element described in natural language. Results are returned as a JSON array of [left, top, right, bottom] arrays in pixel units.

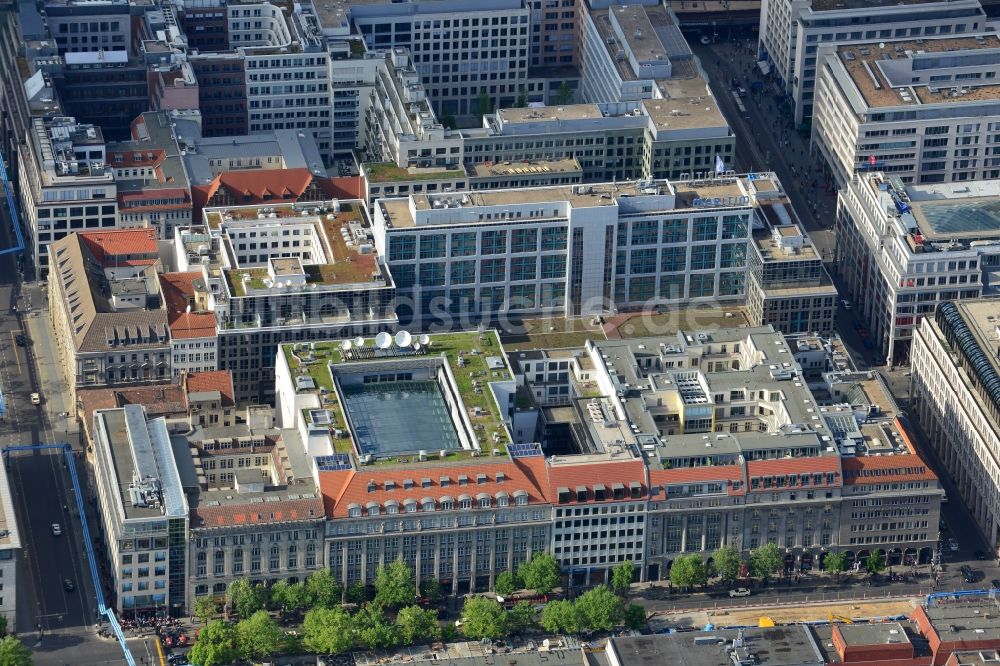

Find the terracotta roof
[[545, 459, 648, 504], [191, 497, 325, 528], [185, 371, 235, 407], [159, 272, 217, 337], [169, 312, 216, 338], [746, 456, 842, 489], [318, 461, 550, 519], [650, 465, 745, 496], [192, 172, 367, 219], [842, 453, 938, 485], [78, 228, 158, 267]]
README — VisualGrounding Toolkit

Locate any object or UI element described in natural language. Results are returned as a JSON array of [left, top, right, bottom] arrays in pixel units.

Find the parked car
[[30, 392, 40, 405], [948, 539, 961, 552], [51, 523, 62, 536], [841, 299, 852, 310], [700, 35, 711, 45], [729, 587, 751, 598], [14, 334, 27, 346], [63, 579, 74, 592]]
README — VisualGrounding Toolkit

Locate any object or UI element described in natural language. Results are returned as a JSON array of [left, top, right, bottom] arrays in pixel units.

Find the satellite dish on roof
[[419, 333, 430, 345], [878, 42, 885, 49], [375, 331, 392, 349], [396, 330, 412, 348], [341, 339, 353, 352], [354, 336, 365, 347], [413, 342, 422, 352]]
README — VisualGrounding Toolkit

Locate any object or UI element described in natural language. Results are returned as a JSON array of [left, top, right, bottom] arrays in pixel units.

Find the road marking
[[7, 331, 21, 375], [155, 636, 167, 666]]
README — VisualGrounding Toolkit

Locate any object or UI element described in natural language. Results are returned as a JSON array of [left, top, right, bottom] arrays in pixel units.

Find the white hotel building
[[758, 0, 984, 124], [371, 175, 774, 324], [812, 33, 1000, 187]]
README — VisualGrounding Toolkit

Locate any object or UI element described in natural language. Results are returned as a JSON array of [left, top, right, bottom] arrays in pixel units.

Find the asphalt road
[[0, 190, 140, 664]]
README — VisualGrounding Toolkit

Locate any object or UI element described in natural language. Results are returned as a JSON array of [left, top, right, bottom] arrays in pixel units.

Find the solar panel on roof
[[316, 453, 353, 471], [509, 443, 544, 458], [654, 24, 691, 59]]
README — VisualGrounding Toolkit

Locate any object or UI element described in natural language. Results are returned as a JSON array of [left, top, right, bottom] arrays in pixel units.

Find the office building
[[911, 301, 1000, 553], [372, 174, 781, 326], [173, 200, 397, 402], [758, 0, 985, 124], [463, 92, 734, 183], [0, 456, 20, 629], [316, 0, 531, 122], [747, 190, 837, 335], [553, 330, 942, 579], [48, 229, 171, 404], [837, 173, 999, 365], [813, 34, 1000, 186], [17, 116, 118, 275], [92, 404, 189, 615]]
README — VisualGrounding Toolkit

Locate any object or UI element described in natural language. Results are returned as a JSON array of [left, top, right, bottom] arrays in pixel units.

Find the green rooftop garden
[[364, 162, 466, 183], [283, 331, 514, 466]]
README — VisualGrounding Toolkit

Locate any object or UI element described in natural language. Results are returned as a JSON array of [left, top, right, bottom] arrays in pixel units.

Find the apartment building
[[173, 200, 397, 402], [837, 173, 998, 365], [339, 0, 531, 121], [911, 301, 1000, 554], [92, 404, 189, 616], [48, 229, 171, 403], [747, 192, 837, 335], [757, 0, 984, 124], [362, 49, 464, 170], [813, 34, 1000, 187], [0, 456, 20, 629], [17, 116, 118, 276], [372, 174, 771, 326]]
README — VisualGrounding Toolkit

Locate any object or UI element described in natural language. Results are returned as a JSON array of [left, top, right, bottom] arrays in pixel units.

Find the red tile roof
[[185, 371, 236, 407], [78, 384, 188, 424], [159, 272, 217, 337], [746, 456, 842, 490], [842, 453, 938, 485], [79, 228, 158, 267], [545, 459, 648, 504], [192, 497, 325, 528], [650, 465, 745, 496], [319, 461, 550, 519]]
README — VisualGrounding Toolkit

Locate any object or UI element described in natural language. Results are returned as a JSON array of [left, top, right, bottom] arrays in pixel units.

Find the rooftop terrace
[[364, 162, 467, 183], [213, 202, 385, 296], [284, 331, 515, 467]]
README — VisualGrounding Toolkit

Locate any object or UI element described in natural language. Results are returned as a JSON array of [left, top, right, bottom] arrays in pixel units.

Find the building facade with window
[[92, 405, 189, 616], [911, 301, 1000, 555], [17, 116, 118, 276], [48, 229, 172, 403], [812, 34, 1000, 187], [372, 175, 769, 326], [758, 0, 984, 124], [836, 172, 1000, 365]]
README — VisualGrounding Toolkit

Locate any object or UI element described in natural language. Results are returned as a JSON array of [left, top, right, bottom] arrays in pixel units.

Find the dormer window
[[385, 480, 396, 491], [347, 503, 361, 518], [476, 473, 487, 484], [458, 475, 469, 486], [403, 479, 414, 490]]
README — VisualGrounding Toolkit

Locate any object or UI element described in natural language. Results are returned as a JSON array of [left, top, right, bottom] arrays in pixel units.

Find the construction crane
[[829, 613, 854, 624]]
